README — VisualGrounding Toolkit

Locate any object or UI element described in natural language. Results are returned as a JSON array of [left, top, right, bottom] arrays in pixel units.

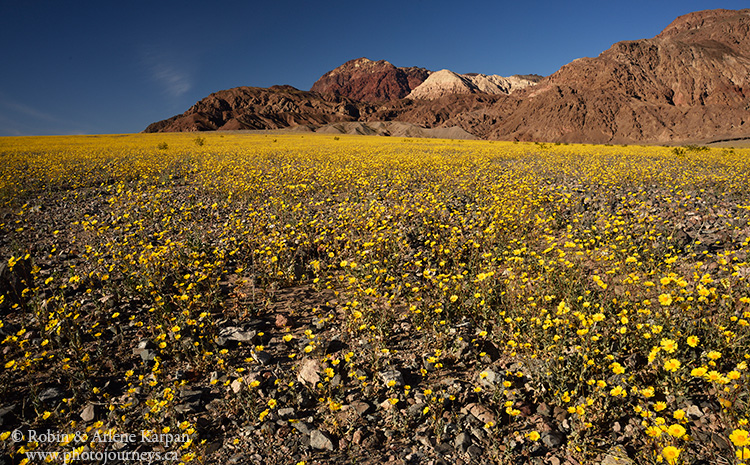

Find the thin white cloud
[[151, 62, 192, 98], [0, 98, 63, 124], [140, 49, 194, 99], [0, 97, 90, 136]]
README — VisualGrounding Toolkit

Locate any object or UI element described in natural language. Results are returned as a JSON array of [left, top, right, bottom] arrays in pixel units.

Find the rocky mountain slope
[[144, 85, 371, 133], [480, 8, 750, 143], [146, 8, 750, 144], [310, 58, 429, 102]]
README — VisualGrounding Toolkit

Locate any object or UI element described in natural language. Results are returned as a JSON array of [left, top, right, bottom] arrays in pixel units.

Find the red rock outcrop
[[310, 58, 429, 102]]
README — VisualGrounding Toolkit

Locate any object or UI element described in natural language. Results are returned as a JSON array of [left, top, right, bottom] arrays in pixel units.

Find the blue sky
[[0, 0, 747, 136]]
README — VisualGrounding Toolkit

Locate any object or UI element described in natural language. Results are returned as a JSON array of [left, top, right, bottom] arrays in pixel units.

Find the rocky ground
[[0, 183, 652, 465]]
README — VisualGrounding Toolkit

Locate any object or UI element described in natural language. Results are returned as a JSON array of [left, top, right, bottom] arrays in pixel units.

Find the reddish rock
[[310, 57, 429, 102], [274, 313, 290, 328]]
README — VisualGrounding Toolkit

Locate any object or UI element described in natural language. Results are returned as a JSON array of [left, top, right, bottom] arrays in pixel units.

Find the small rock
[[252, 350, 272, 365], [686, 404, 702, 419], [408, 403, 428, 418], [711, 432, 732, 451], [467, 445, 482, 458], [537, 403, 552, 417], [39, 387, 65, 404], [230, 379, 244, 394], [310, 429, 334, 451], [180, 389, 204, 401], [227, 454, 248, 464], [541, 431, 565, 449], [291, 421, 311, 436], [217, 327, 256, 345], [380, 399, 396, 410], [454, 432, 472, 452], [379, 369, 405, 387], [470, 427, 485, 442], [349, 401, 372, 416], [274, 314, 290, 328], [80, 403, 96, 422], [417, 435, 434, 448], [133, 347, 155, 362], [260, 422, 277, 435], [434, 443, 452, 454], [362, 431, 385, 448], [478, 369, 497, 388], [297, 358, 322, 386], [553, 406, 568, 423], [133, 339, 156, 361], [277, 408, 295, 420], [463, 403, 496, 425]]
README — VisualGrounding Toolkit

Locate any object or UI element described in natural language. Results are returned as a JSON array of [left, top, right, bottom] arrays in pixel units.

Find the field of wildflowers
[[1, 133, 749, 464]]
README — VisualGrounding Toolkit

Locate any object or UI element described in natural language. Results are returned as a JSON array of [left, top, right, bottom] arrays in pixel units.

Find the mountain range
[[145, 8, 750, 145]]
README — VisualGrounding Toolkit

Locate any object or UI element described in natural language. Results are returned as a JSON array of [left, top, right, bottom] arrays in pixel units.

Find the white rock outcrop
[[407, 69, 539, 99]]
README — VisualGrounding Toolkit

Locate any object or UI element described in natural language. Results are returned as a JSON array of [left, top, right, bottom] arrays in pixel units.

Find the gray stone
[[277, 408, 295, 420], [39, 387, 65, 404], [407, 403, 428, 418], [470, 427, 485, 442], [537, 403, 552, 417], [291, 421, 311, 436], [478, 369, 497, 387], [216, 327, 256, 345], [379, 369, 404, 387], [349, 400, 372, 416], [541, 431, 565, 449], [252, 350, 272, 365], [310, 429, 334, 451], [352, 429, 366, 445], [379, 399, 396, 411], [454, 432, 472, 452], [467, 445, 482, 458], [133, 347, 155, 362], [417, 435, 434, 448]]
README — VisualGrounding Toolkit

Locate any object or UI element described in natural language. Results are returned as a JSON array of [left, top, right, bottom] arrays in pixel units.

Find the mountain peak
[[311, 58, 428, 102], [658, 8, 750, 38]]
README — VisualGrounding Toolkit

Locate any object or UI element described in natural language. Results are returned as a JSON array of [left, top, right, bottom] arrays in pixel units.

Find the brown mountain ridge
[[145, 8, 750, 145]]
